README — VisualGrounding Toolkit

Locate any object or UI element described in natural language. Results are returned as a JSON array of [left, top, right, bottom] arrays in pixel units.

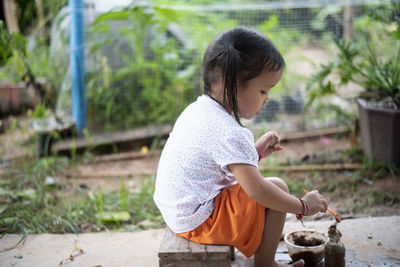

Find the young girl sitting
[[154, 26, 328, 267]]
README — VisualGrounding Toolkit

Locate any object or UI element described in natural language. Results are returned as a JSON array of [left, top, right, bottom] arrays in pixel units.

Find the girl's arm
[[229, 163, 327, 215]]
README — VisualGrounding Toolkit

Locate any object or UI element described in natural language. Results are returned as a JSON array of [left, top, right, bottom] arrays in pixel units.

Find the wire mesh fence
[[52, 0, 400, 134]]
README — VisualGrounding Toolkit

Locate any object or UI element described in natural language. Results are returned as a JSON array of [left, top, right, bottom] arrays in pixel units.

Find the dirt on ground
[[70, 155, 160, 192]]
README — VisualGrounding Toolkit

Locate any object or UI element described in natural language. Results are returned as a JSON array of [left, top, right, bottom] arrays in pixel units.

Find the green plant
[[0, 21, 13, 66], [120, 178, 128, 211], [0, 154, 163, 235], [86, 5, 198, 131], [0, 2, 69, 136], [0, 29, 67, 113], [306, 12, 400, 109], [85, 4, 309, 131]]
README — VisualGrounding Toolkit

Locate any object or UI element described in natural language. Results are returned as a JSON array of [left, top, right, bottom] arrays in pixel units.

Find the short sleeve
[[213, 127, 259, 177]]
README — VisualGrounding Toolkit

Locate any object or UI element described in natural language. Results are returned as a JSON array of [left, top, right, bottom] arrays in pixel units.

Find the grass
[[0, 155, 164, 236]]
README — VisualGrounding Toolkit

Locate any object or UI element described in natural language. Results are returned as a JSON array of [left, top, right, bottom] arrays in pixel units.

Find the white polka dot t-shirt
[[153, 95, 259, 233]]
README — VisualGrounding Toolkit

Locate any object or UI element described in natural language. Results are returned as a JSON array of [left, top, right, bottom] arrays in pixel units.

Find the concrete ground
[[0, 216, 399, 267]]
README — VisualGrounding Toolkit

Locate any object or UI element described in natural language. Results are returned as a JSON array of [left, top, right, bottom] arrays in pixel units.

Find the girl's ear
[[210, 78, 224, 97], [236, 78, 246, 91]]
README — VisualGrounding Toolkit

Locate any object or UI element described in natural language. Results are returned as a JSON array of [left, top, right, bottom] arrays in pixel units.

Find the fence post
[[343, 0, 354, 41], [69, 0, 87, 134]]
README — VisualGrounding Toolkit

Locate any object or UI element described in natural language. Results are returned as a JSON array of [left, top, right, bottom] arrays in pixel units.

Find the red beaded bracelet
[[296, 198, 306, 220]]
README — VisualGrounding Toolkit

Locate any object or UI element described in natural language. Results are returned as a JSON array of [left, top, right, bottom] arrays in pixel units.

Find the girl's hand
[[255, 131, 283, 159], [302, 190, 328, 216]]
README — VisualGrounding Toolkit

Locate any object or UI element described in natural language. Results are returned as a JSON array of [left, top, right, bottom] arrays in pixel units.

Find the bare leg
[[253, 178, 304, 267]]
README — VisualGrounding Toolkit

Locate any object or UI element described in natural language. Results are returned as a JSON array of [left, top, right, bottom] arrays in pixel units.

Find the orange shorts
[[177, 183, 266, 258]]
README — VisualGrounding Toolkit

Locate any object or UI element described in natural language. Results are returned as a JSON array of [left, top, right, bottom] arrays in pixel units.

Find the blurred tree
[[3, 0, 21, 33], [2, 0, 67, 41]]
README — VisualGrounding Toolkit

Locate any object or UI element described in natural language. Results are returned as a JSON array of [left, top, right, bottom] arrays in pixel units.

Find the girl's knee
[[265, 177, 289, 193]]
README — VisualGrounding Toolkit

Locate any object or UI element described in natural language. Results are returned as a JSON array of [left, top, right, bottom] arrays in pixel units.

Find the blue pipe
[[69, 0, 86, 134]]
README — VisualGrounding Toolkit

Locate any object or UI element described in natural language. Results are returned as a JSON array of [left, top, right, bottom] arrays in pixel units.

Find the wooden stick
[[279, 126, 349, 141], [93, 150, 161, 163], [260, 163, 363, 172], [53, 124, 172, 154], [68, 170, 155, 179]]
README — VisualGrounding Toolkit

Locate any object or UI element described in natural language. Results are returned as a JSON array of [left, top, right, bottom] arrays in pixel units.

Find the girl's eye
[[261, 90, 268, 95]]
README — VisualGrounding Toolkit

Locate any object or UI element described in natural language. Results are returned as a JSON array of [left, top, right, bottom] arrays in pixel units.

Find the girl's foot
[[271, 259, 305, 267], [292, 260, 305, 267]]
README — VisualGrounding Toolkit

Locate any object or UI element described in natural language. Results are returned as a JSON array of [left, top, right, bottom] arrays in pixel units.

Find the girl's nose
[[262, 99, 269, 109]]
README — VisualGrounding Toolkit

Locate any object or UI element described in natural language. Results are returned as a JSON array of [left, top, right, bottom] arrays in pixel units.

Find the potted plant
[[306, 14, 400, 164], [1, 20, 75, 157]]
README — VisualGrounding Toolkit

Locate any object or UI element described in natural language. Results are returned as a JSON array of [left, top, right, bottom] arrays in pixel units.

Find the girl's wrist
[[303, 198, 309, 215], [296, 198, 306, 220]]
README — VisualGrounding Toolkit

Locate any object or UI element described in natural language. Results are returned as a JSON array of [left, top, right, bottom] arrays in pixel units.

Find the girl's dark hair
[[202, 26, 285, 124]]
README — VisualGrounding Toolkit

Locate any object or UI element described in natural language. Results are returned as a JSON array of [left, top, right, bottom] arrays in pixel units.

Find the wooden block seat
[[158, 227, 235, 267]]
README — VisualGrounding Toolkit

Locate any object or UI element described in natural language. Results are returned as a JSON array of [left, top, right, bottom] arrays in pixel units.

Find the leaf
[[0, 188, 8, 195], [0, 231, 28, 252], [90, 38, 111, 54], [1, 217, 18, 225], [137, 219, 158, 229], [93, 11, 130, 25], [89, 23, 111, 34], [13, 51, 26, 77], [88, 191, 95, 200], [259, 15, 279, 33], [16, 189, 36, 199], [154, 7, 179, 22], [0, 204, 6, 214], [10, 32, 28, 55], [0, 21, 12, 65], [96, 211, 131, 223]]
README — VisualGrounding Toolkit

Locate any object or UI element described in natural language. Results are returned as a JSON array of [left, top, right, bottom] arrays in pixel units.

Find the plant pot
[[356, 98, 400, 164], [37, 132, 55, 158], [33, 115, 75, 158], [0, 83, 36, 118]]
